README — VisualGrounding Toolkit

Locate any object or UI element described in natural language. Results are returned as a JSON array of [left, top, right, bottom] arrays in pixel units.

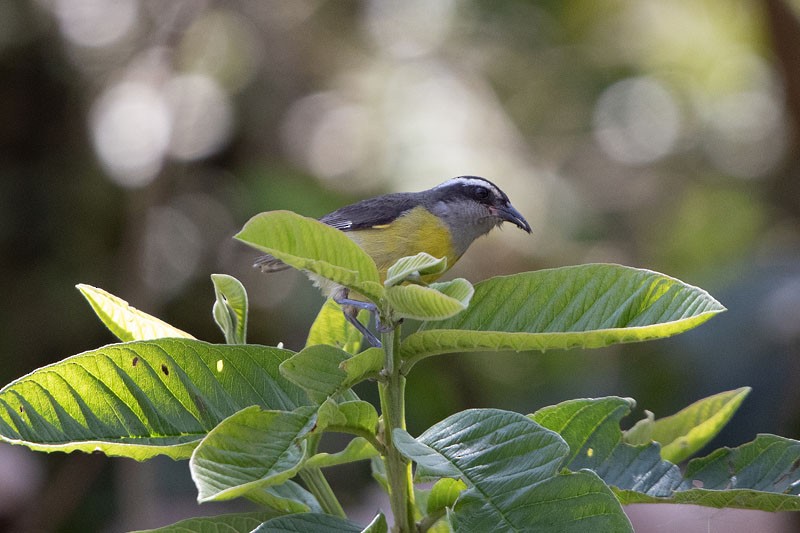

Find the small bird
[[255, 176, 531, 346]]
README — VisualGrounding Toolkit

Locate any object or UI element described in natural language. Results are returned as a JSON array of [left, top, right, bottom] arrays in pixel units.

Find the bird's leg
[[334, 291, 382, 348]]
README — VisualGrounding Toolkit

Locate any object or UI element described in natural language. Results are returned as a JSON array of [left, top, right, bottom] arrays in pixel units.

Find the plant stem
[[379, 320, 416, 532], [300, 433, 346, 518], [299, 467, 346, 518]]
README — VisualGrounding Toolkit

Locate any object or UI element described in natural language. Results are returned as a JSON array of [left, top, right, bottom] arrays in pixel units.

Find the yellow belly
[[346, 206, 458, 282]]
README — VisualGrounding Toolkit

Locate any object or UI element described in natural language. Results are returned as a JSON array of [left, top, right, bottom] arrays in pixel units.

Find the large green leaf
[[77, 284, 193, 341], [190, 405, 316, 502], [624, 387, 750, 463], [400, 264, 725, 363], [384, 279, 473, 321], [394, 408, 632, 532], [235, 211, 383, 302], [211, 274, 248, 344], [130, 511, 282, 533], [0, 339, 308, 460], [532, 397, 800, 511]]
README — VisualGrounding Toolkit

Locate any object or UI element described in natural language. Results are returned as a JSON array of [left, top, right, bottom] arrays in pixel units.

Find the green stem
[[300, 433, 346, 518], [379, 320, 416, 532]]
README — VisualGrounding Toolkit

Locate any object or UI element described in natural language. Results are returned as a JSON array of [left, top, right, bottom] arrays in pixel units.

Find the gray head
[[425, 176, 531, 257]]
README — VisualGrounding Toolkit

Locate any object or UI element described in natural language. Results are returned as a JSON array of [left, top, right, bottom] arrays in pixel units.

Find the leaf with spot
[[532, 396, 800, 511], [0, 339, 308, 460]]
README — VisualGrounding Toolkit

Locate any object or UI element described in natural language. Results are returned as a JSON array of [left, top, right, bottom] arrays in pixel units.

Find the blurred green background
[[1, 0, 800, 531]]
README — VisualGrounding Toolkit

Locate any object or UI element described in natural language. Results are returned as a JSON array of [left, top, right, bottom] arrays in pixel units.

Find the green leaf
[[77, 284, 193, 341], [624, 387, 750, 463], [317, 399, 379, 437], [306, 298, 367, 354], [235, 211, 383, 302], [401, 264, 725, 363], [394, 408, 632, 532], [532, 397, 800, 512], [305, 436, 379, 469], [129, 511, 282, 533], [0, 339, 308, 460], [211, 274, 248, 344], [384, 279, 473, 321], [280, 346, 381, 404], [190, 405, 316, 502], [531, 397, 681, 496], [253, 512, 372, 533], [384, 252, 448, 287], [245, 480, 321, 513]]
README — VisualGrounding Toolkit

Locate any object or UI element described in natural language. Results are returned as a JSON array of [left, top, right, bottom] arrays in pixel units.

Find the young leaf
[[384, 252, 448, 287], [624, 387, 750, 463], [426, 477, 467, 515], [316, 399, 379, 442], [384, 279, 473, 321], [77, 284, 193, 341], [394, 408, 633, 532], [129, 511, 282, 533], [235, 211, 383, 302], [401, 264, 725, 364], [253, 512, 386, 533], [280, 345, 381, 403], [305, 437, 379, 469], [211, 274, 248, 344], [190, 405, 316, 502], [306, 298, 367, 354], [0, 339, 308, 460]]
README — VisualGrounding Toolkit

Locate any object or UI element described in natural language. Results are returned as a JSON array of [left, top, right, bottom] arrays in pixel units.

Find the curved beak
[[494, 203, 532, 233]]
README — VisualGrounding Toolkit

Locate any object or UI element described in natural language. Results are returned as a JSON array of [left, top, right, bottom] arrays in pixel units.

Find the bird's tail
[[253, 254, 291, 272]]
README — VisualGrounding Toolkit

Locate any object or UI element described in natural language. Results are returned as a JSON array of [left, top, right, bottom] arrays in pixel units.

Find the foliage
[[1, 212, 798, 532]]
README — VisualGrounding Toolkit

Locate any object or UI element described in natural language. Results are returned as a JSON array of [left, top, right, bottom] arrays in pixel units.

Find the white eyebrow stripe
[[434, 177, 501, 195]]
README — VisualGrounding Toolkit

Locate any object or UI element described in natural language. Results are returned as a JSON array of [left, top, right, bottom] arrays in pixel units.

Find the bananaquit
[[255, 176, 531, 346]]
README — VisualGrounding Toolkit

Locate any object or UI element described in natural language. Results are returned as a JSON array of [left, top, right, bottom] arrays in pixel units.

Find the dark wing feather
[[319, 193, 421, 231]]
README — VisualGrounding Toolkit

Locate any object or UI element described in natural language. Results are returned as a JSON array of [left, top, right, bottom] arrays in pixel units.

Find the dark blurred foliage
[[1, 0, 800, 531]]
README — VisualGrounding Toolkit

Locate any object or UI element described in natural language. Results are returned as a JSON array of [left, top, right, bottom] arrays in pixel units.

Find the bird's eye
[[474, 186, 490, 200]]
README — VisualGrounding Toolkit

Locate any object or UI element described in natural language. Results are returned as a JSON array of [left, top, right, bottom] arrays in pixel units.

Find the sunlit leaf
[[384, 279, 473, 321], [211, 274, 248, 344], [384, 253, 448, 287], [77, 284, 193, 341], [235, 211, 383, 302], [0, 339, 307, 460], [190, 405, 316, 502], [395, 408, 632, 532], [306, 298, 367, 354], [624, 387, 750, 463], [401, 264, 725, 364]]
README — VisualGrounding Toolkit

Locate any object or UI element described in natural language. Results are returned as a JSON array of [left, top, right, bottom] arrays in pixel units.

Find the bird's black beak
[[494, 203, 532, 233]]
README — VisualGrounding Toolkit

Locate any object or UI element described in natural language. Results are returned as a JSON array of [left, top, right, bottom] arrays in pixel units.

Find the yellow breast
[[346, 206, 458, 282]]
